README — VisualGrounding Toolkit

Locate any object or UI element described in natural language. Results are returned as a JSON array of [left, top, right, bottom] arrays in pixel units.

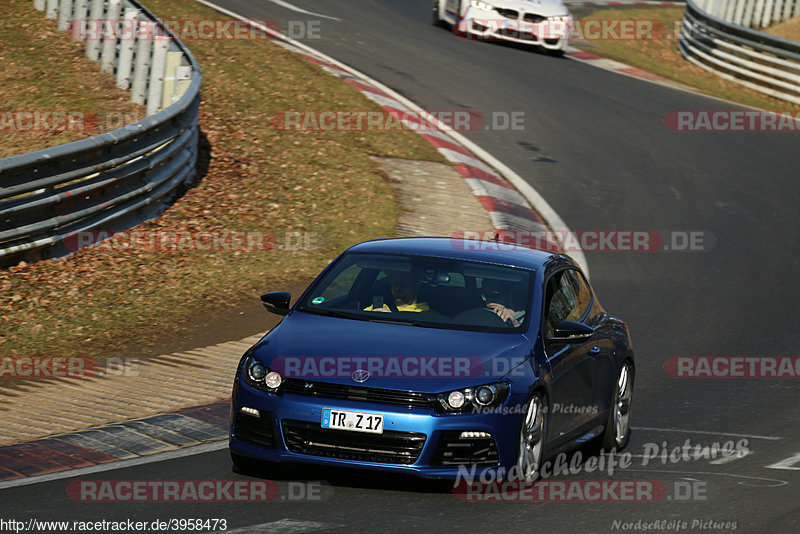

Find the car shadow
[[234, 460, 455, 494]]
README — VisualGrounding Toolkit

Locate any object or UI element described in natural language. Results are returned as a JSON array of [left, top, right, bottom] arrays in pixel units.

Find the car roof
[[346, 237, 574, 272]]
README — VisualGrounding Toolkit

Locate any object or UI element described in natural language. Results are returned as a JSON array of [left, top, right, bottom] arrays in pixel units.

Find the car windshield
[[296, 252, 534, 332]]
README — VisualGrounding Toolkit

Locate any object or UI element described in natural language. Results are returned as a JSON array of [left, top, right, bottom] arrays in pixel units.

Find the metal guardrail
[[0, 0, 202, 267], [693, 0, 800, 29], [679, 0, 800, 104]]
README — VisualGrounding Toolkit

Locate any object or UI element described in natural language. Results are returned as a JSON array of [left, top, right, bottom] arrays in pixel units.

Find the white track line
[[633, 426, 782, 440], [266, 0, 340, 21]]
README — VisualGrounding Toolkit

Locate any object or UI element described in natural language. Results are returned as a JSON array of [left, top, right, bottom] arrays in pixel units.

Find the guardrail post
[[752, 0, 766, 27], [70, 0, 89, 40], [742, 0, 756, 27], [733, 0, 748, 24], [116, 7, 139, 90], [34, 0, 46, 10], [762, 0, 775, 26], [781, 0, 793, 21], [86, 0, 104, 60], [100, 0, 122, 74], [147, 37, 169, 115], [131, 19, 153, 105], [777, 0, 785, 22], [162, 51, 182, 108], [46, 0, 58, 18], [724, 0, 737, 20], [174, 65, 193, 101], [793, 0, 800, 17], [57, 0, 72, 30]]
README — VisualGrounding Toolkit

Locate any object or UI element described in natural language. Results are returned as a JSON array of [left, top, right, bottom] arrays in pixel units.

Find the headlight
[[475, 385, 496, 405], [248, 361, 267, 381], [448, 390, 466, 409], [244, 356, 283, 391], [470, 1, 494, 12], [546, 15, 571, 24], [438, 382, 510, 412], [265, 371, 283, 389]]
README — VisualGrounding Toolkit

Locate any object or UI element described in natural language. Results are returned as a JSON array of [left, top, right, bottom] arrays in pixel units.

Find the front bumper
[[229, 381, 527, 478], [459, 9, 571, 49]]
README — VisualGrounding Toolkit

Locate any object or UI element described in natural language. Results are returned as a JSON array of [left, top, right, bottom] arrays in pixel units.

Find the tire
[[600, 361, 633, 451], [432, 0, 445, 27], [516, 393, 547, 481], [230, 451, 267, 475]]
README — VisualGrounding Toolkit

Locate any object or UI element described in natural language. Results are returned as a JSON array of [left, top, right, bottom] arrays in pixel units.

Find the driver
[[365, 270, 432, 313], [482, 278, 524, 327]]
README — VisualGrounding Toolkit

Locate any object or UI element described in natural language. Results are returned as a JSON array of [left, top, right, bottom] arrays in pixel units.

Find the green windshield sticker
[[312, 297, 325, 304]]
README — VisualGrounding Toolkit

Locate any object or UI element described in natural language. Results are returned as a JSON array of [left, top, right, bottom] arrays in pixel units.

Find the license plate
[[321, 408, 384, 434]]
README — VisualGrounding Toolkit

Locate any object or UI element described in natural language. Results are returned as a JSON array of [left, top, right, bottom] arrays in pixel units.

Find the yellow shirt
[[364, 301, 431, 312]]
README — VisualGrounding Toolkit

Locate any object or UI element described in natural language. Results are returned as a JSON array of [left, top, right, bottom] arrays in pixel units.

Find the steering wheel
[[484, 305, 515, 326], [451, 306, 507, 326], [370, 295, 399, 313]]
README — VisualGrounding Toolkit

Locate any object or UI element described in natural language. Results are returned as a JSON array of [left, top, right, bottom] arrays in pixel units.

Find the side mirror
[[551, 320, 593, 342], [261, 291, 291, 316]]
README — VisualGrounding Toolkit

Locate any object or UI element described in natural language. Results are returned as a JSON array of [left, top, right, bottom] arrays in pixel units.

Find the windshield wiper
[[296, 307, 355, 319]]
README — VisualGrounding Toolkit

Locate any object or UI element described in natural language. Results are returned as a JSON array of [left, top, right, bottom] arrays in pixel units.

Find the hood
[[487, 0, 570, 17], [250, 310, 532, 393]]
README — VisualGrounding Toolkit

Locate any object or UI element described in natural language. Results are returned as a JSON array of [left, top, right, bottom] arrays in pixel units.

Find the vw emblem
[[351, 369, 370, 383]]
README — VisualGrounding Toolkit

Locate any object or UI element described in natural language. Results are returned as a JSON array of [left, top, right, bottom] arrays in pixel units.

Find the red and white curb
[[563, 0, 691, 88], [564, 46, 676, 83]]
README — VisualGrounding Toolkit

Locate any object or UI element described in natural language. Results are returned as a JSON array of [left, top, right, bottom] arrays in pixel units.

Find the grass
[[0, 1, 145, 158], [0, 0, 446, 359], [572, 7, 800, 112], [761, 15, 800, 42]]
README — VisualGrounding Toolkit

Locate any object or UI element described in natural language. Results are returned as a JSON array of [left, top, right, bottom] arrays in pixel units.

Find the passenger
[[482, 279, 524, 327], [365, 270, 432, 313]]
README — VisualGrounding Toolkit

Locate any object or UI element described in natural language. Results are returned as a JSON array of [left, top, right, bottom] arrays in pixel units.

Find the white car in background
[[433, 0, 572, 54]]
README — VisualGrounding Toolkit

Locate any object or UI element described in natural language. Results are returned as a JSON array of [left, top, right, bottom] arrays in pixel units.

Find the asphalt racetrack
[[2, 1, 799, 532]]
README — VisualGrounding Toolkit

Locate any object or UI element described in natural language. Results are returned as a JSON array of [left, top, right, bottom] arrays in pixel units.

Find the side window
[[543, 269, 592, 336], [318, 263, 361, 301], [561, 269, 592, 322]]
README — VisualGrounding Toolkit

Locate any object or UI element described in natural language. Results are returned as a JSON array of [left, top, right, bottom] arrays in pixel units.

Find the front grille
[[282, 420, 427, 464], [523, 13, 546, 23], [431, 431, 499, 466], [472, 21, 489, 32], [496, 28, 537, 40], [282, 379, 437, 410], [495, 8, 519, 18], [234, 411, 276, 448]]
